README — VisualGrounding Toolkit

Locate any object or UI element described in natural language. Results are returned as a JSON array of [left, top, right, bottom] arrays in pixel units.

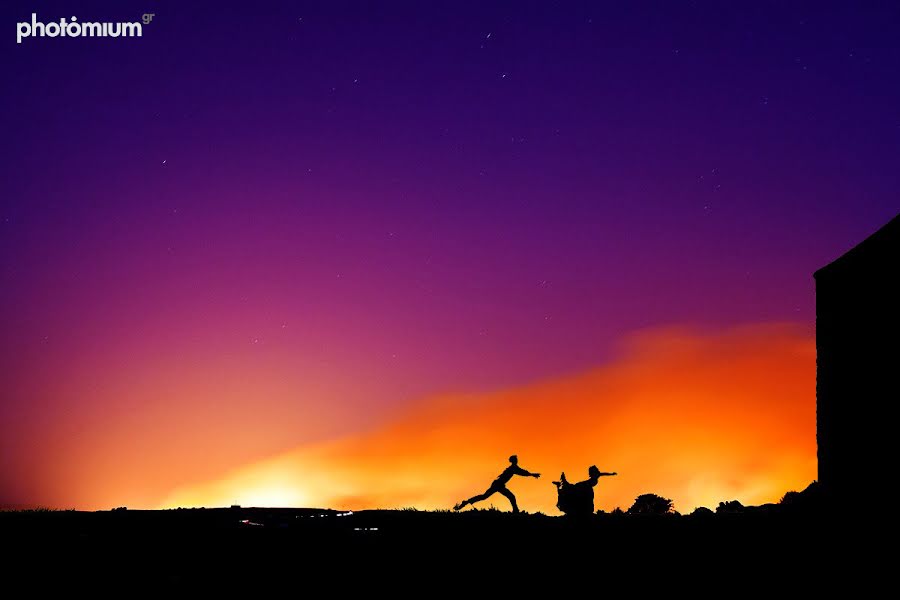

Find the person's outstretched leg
[[455, 485, 497, 510], [498, 486, 519, 513]]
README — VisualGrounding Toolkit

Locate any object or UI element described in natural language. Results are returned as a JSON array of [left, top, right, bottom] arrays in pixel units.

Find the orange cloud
[[160, 323, 816, 513]]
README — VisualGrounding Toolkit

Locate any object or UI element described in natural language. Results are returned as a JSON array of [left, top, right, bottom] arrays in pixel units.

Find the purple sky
[[1, 1, 898, 506]]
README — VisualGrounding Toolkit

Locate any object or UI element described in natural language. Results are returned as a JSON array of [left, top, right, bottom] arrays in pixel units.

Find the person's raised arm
[[515, 465, 541, 478]]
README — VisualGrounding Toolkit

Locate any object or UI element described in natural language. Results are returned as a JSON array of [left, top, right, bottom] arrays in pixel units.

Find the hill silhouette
[[1, 485, 837, 589], [3, 481, 883, 592]]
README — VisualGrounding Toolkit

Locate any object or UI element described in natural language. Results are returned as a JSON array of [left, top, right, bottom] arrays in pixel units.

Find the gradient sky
[[1, 1, 898, 510]]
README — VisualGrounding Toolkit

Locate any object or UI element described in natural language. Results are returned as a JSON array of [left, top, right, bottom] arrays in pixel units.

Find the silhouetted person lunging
[[454, 455, 540, 513]]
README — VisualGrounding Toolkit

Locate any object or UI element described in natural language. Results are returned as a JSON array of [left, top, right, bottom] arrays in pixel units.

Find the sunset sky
[[2, 2, 898, 512]]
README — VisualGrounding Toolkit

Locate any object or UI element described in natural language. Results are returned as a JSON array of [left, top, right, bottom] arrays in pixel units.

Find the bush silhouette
[[716, 500, 745, 514], [779, 481, 822, 511], [627, 493, 675, 515], [780, 491, 801, 505]]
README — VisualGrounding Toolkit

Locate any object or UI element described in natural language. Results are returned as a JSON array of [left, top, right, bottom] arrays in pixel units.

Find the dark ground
[[2, 502, 886, 592]]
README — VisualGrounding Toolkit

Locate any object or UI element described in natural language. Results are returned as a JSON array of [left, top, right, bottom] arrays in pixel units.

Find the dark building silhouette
[[815, 213, 900, 506]]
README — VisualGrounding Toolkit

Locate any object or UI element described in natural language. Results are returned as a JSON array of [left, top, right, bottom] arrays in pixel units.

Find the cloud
[[160, 323, 816, 513]]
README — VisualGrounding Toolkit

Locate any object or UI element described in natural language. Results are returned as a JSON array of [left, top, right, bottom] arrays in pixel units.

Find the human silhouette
[[554, 465, 617, 516], [454, 455, 540, 513]]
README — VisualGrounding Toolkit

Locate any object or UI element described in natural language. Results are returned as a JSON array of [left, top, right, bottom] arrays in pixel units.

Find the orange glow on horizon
[[159, 323, 816, 514]]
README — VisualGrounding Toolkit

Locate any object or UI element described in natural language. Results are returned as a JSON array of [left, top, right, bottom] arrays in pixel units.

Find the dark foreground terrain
[[2, 503, 885, 591]]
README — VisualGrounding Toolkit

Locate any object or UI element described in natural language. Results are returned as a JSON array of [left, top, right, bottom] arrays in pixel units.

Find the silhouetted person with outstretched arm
[[554, 465, 617, 516], [454, 455, 540, 513]]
